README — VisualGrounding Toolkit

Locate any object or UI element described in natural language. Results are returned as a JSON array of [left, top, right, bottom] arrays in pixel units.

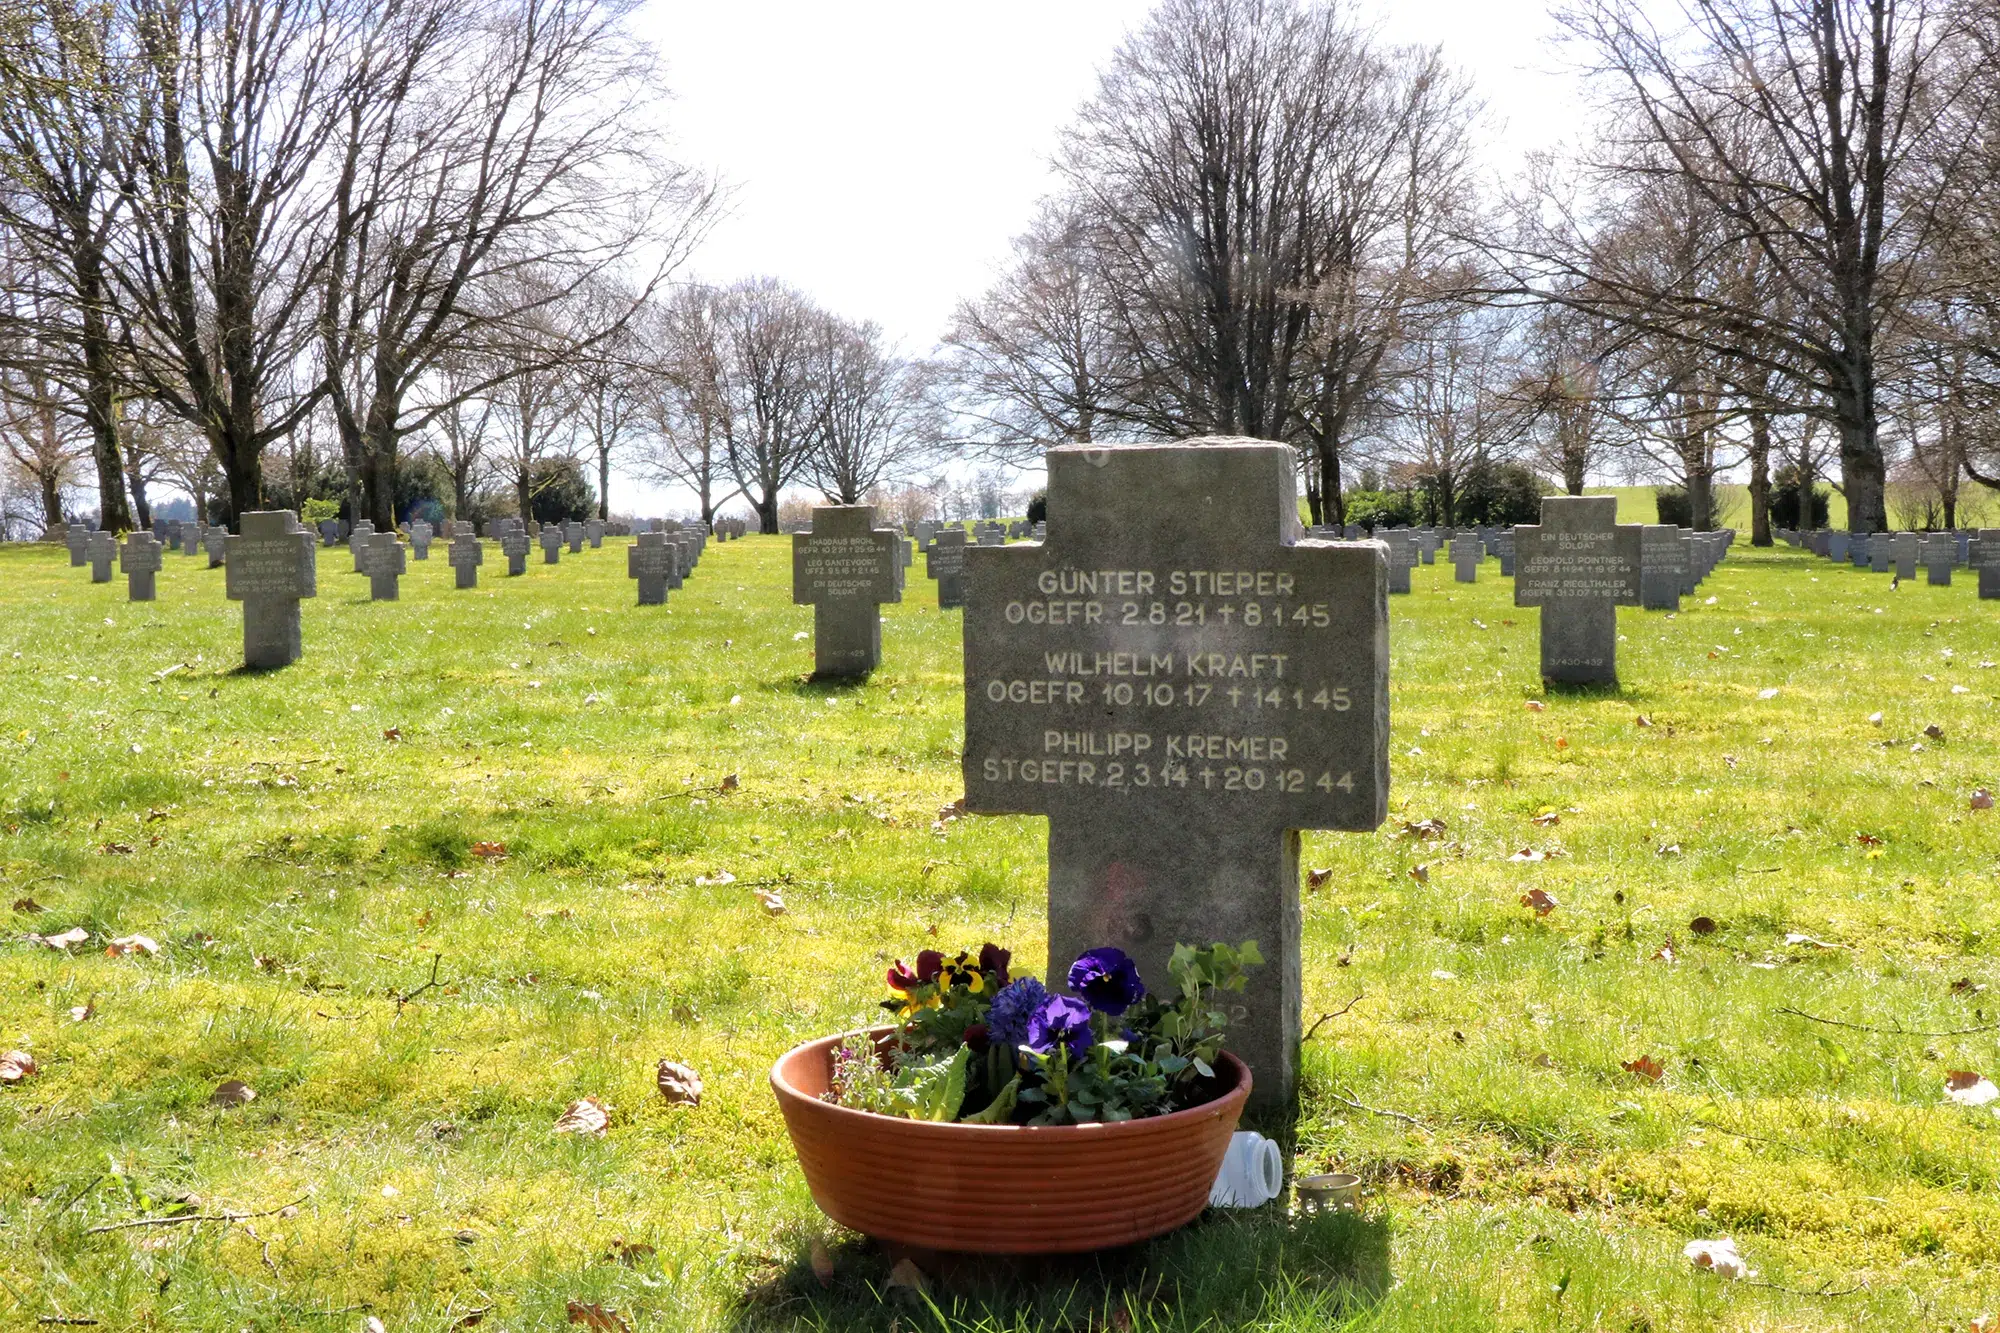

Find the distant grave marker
[[1513, 496, 1640, 685], [120, 531, 163, 602], [792, 505, 903, 677], [358, 532, 407, 600], [226, 512, 317, 668], [926, 528, 967, 609]]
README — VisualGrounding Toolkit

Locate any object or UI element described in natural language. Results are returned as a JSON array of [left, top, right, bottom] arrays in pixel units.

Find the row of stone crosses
[[1776, 525, 2000, 595], [794, 492, 1741, 686], [51, 510, 751, 669]]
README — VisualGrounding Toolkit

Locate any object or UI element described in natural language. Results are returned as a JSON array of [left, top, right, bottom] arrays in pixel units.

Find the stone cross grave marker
[[447, 523, 483, 588], [586, 519, 604, 548], [177, 525, 199, 556], [566, 521, 583, 554], [1922, 533, 1955, 586], [87, 532, 116, 583], [226, 512, 317, 668], [1450, 535, 1480, 583], [348, 521, 376, 573], [358, 532, 407, 600], [977, 527, 1005, 547], [120, 531, 164, 601], [1892, 531, 1918, 581], [1418, 529, 1439, 565], [792, 506, 903, 677], [317, 520, 340, 547], [1381, 530, 1417, 594], [540, 526, 562, 565], [1868, 532, 1890, 574], [1971, 530, 2000, 599], [1640, 525, 1686, 611], [409, 521, 433, 560], [628, 531, 675, 604], [65, 525, 90, 567], [926, 528, 967, 609], [495, 523, 527, 575], [1828, 531, 1850, 563], [962, 439, 1390, 1107], [1513, 496, 1641, 685], [203, 527, 227, 568]]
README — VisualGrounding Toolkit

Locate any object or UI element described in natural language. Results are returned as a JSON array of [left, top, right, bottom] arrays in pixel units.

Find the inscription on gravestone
[[1972, 530, 2000, 600], [1514, 497, 1640, 685], [65, 525, 90, 567], [541, 527, 562, 565], [963, 439, 1389, 1107], [500, 526, 530, 576], [448, 524, 483, 589], [409, 521, 433, 560], [226, 512, 317, 668], [1922, 533, 1955, 587], [1892, 531, 1918, 581], [87, 532, 116, 583], [1639, 525, 1686, 611], [1450, 535, 1480, 583], [358, 532, 407, 601], [204, 528, 227, 568], [628, 532, 675, 604], [927, 529, 967, 609], [121, 532, 163, 602], [792, 506, 902, 677]]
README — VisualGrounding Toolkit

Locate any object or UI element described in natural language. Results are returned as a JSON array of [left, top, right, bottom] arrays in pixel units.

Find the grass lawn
[[2, 532, 1998, 1332]]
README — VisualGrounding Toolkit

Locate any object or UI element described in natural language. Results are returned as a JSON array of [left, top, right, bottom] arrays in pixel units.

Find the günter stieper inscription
[[962, 439, 1389, 1107]]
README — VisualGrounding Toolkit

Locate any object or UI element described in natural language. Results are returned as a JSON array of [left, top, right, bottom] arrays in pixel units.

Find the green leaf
[[961, 1076, 1020, 1124]]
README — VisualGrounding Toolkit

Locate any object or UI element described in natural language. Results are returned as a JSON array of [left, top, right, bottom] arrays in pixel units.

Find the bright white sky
[[614, 0, 1589, 515]]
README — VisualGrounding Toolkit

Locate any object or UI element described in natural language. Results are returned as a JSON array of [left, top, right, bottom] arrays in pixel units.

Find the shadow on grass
[[1539, 679, 1630, 701], [730, 1208, 1391, 1332]]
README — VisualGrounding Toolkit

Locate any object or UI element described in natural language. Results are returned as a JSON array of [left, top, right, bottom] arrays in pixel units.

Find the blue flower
[[1066, 947, 1146, 1016], [986, 977, 1048, 1048], [1025, 995, 1094, 1062]]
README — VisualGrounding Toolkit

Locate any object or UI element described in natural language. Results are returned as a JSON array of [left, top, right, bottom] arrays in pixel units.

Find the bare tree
[[1377, 275, 1524, 525], [1515, 0, 1993, 535], [803, 315, 939, 504], [0, 1, 135, 528], [318, 0, 713, 528], [0, 350, 85, 530], [1510, 294, 1615, 497], [414, 357, 498, 520], [636, 283, 737, 527], [717, 277, 818, 533]]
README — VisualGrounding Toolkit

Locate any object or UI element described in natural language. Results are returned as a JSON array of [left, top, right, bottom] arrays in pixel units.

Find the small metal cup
[[1295, 1172, 1361, 1213]]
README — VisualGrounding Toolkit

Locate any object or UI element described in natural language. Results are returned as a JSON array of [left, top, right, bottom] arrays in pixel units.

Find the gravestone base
[[1454, 561, 1476, 584], [456, 566, 478, 590], [1539, 600, 1618, 685], [1047, 820, 1300, 1111], [244, 600, 304, 670], [129, 572, 157, 602], [507, 554, 527, 576], [636, 574, 666, 605], [1639, 573, 1680, 611], [812, 602, 882, 677], [370, 574, 399, 601], [90, 562, 112, 584], [1929, 566, 1952, 587]]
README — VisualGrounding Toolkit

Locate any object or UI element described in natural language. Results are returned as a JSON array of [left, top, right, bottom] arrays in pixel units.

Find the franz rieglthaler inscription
[[963, 438, 1389, 1108]]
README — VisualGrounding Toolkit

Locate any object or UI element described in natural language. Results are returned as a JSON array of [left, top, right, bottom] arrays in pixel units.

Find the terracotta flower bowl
[[770, 1027, 1251, 1254]]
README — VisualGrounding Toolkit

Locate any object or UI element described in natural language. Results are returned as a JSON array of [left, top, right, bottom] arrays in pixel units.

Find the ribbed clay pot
[[770, 1027, 1250, 1253]]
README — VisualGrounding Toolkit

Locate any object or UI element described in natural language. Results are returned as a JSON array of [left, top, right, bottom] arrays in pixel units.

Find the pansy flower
[[1025, 995, 1094, 1062], [1067, 947, 1146, 1016], [937, 950, 987, 994], [978, 942, 1012, 984], [885, 949, 945, 997]]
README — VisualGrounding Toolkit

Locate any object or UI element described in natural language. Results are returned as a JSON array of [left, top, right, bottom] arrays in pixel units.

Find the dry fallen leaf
[[1946, 1071, 2000, 1106], [1925, 723, 1945, 740], [809, 1237, 835, 1288], [1520, 889, 1558, 917], [1868, 711, 1885, 726], [695, 870, 736, 887], [1683, 1237, 1749, 1280], [1553, 737, 1569, 750], [605, 1238, 655, 1266], [1408, 863, 1429, 885], [105, 934, 160, 957], [12, 897, 45, 914], [1974, 789, 1995, 811], [0, 1050, 38, 1083], [470, 841, 507, 859], [69, 996, 95, 1023], [720, 773, 739, 791], [885, 1257, 930, 1296], [656, 1059, 703, 1106], [210, 1078, 256, 1105], [1622, 1055, 1665, 1082], [554, 1096, 609, 1136], [1306, 867, 1333, 890], [752, 888, 785, 915], [1652, 938, 1678, 963], [30, 926, 89, 950], [99, 841, 134, 855], [382, 727, 401, 742], [1689, 916, 1717, 936], [565, 1301, 631, 1333], [1530, 808, 1561, 827], [1634, 714, 1653, 728], [1508, 848, 1551, 863], [1854, 832, 1884, 847], [1952, 978, 1987, 996], [1524, 700, 1546, 712], [1399, 818, 1448, 840]]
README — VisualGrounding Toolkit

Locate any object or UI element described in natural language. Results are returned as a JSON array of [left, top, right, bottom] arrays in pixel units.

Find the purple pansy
[[1025, 995, 1094, 1062], [1067, 947, 1146, 1016]]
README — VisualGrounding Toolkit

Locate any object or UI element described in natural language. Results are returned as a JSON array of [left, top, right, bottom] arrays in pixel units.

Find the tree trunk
[[1747, 410, 1772, 544], [598, 447, 611, 520], [1316, 438, 1344, 527], [126, 457, 151, 529], [1837, 409, 1886, 533], [516, 468, 533, 522], [755, 491, 778, 533], [40, 473, 62, 529]]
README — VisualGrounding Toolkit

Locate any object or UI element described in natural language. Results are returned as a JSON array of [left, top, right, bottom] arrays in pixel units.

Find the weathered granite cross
[[86, 531, 116, 583], [447, 523, 483, 588], [203, 528, 227, 568], [348, 521, 377, 573], [926, 529, 966, 609], [1513, 496, 1641, 686], [358, 532, 407, 600], [791, 505, 903, 678], [1973, 530, 2000, 600], [628, 531, 674, 604], [65, 525, 90, 567], [226, 512, 317, 668], [540, 526, 563, 565], [120, 532, 163, 602], [1450, 534, 1480, 583], [962, 439, 1390, 1107], [1639, 525, 1685, 611], [1381, 530, 1417, 594], [409, 521, 433, 560], [1922, 533, 1955, 586], [499, 525, 530, 575]]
